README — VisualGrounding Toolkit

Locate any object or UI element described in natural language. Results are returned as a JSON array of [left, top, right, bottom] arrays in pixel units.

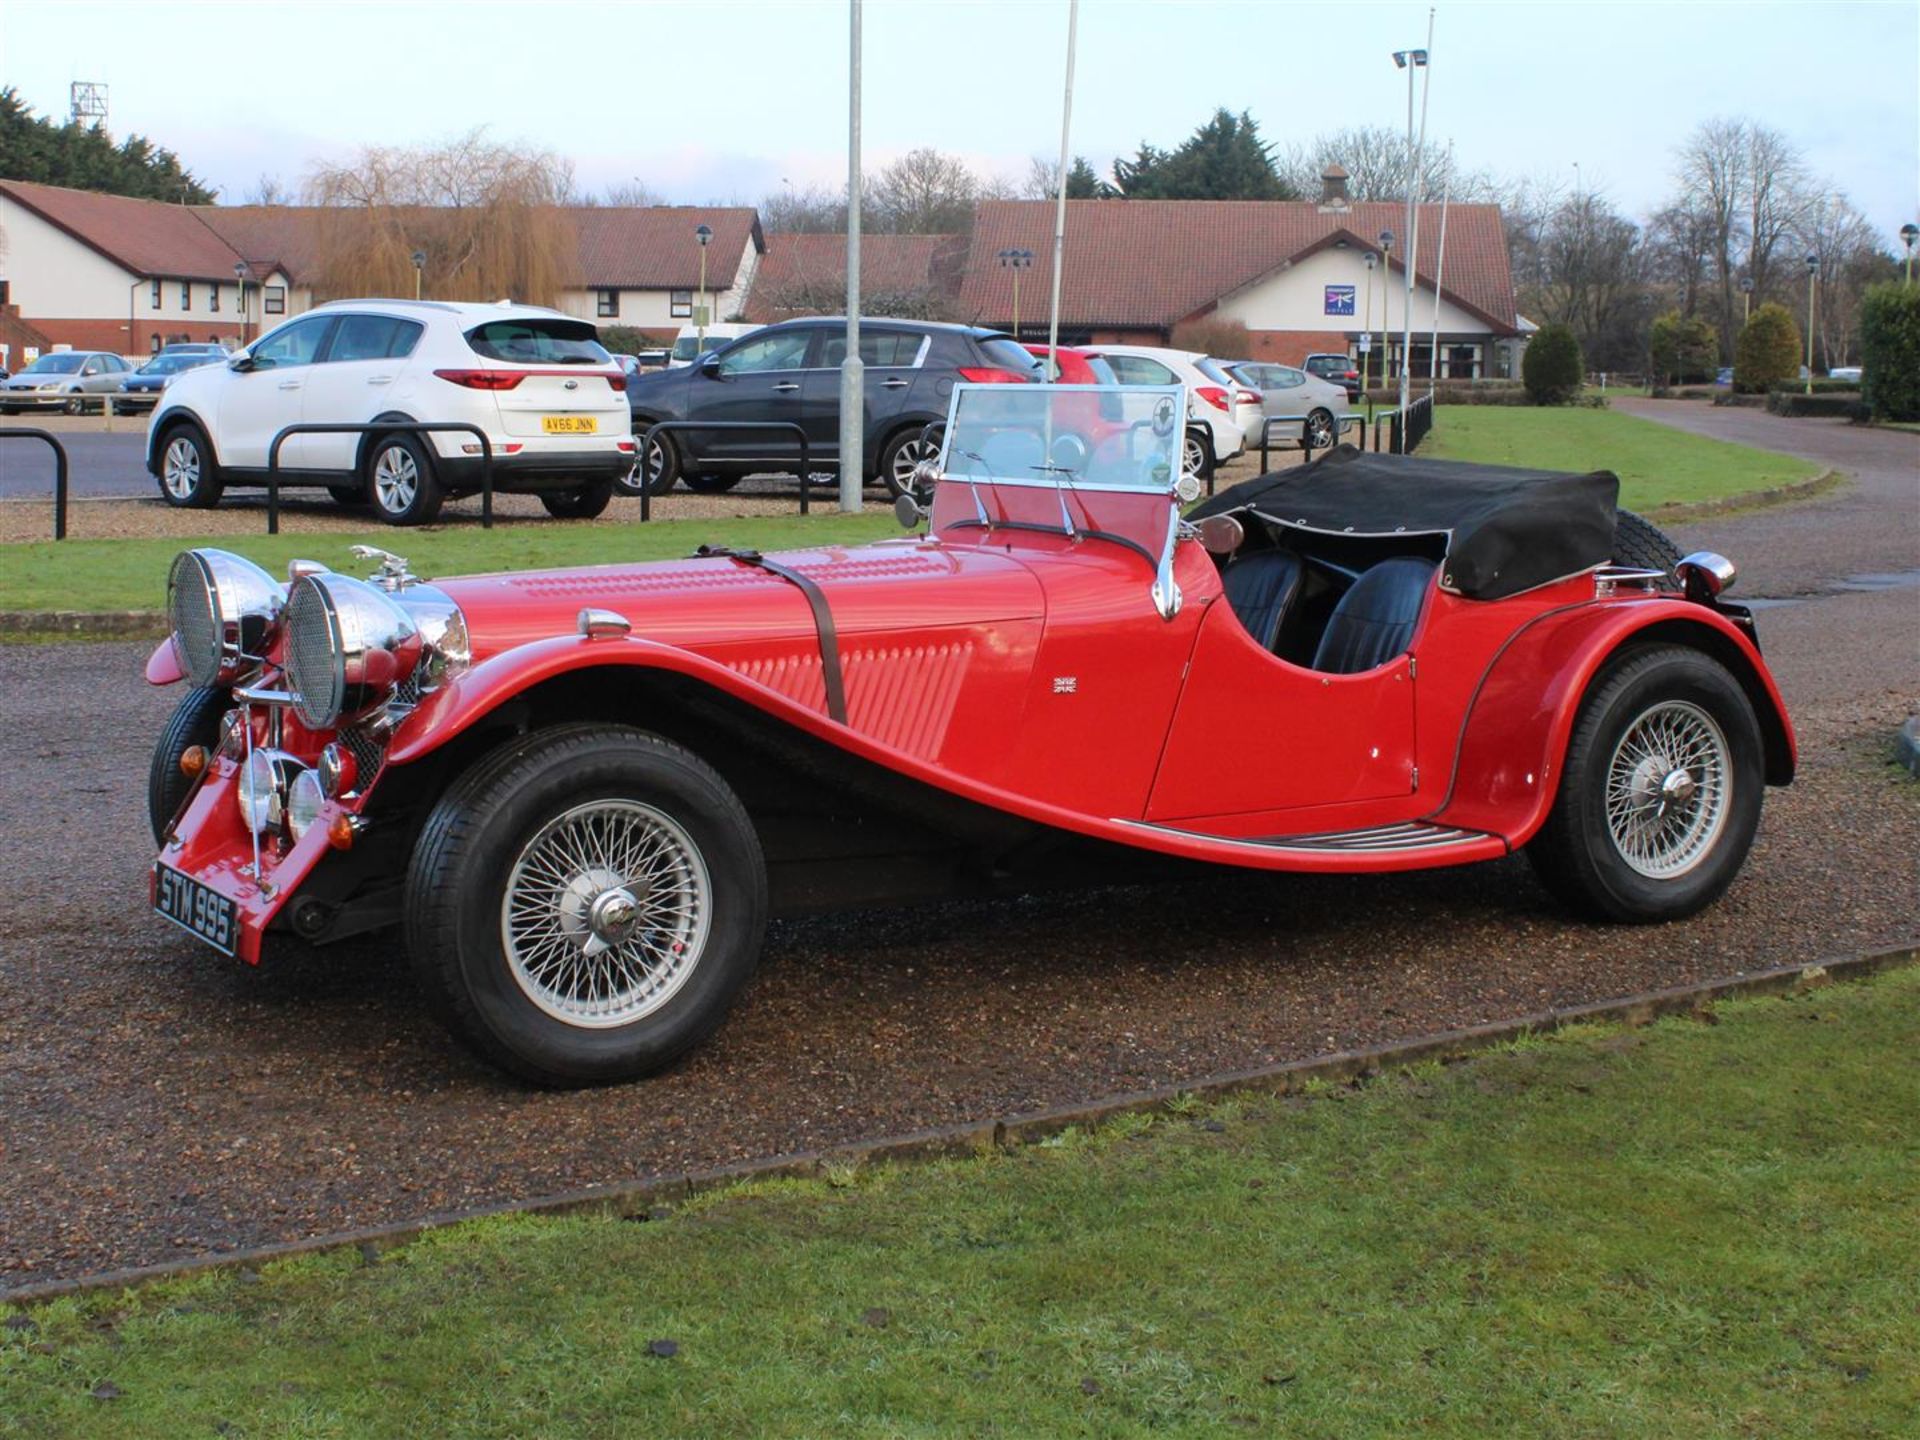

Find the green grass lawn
[[1424, 405, 1820, 511], [6, 967, 1914, 1439], [0, 512, 899, 615]]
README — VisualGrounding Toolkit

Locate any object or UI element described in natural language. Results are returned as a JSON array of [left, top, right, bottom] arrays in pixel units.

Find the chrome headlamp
[[283, 574, 422, 730], [167, 549, 285, 686], [237, 749, 305, 836]]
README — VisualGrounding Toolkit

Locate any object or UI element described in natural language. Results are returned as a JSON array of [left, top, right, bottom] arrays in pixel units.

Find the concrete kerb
[[1897, 717, 1920, 779], [5, 940, 1913, 1308], [0, 610, 166, 638]]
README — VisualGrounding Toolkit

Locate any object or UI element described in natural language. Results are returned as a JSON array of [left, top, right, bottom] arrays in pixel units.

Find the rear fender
[[1431, 600, 1795, 846]]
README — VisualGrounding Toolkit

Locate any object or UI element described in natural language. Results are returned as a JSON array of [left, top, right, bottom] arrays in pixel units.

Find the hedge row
[[1765, 392, 1867, 419]]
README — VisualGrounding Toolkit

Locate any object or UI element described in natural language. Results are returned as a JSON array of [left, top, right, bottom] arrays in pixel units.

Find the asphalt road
[[0, 418, 155, 500], [1, 404, 1914, 1292]]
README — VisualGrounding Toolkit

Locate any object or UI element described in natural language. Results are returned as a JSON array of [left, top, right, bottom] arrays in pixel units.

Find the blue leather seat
[[1223, 551, 1303, 652], [1311, 556, 1435, 674]]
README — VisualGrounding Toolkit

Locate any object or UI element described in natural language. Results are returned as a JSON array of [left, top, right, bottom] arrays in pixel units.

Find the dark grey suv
[[623, 317, 1037, 497]]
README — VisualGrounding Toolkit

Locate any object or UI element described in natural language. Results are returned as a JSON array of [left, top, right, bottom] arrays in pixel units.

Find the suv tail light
[[957, 366, 1030, 384], [434, 368, 524, 391], [1195, 385, 1231, 411], [605, 373, 627, 393]]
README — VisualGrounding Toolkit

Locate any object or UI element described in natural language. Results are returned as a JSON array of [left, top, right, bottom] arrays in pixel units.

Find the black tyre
[[62, 392, 87, 416], [879, 425, 939, 500], [1183, 428, 1215, 482], [404, 724, 769, 1086], [147, 684, 228, 845], [682, 472, 743, 495], [627, 424, 681, 496], [112, 401, 134, 417], [540, 479, 615, 519], [1303, 407, 1335, 451], [1614, 508, 1684, 580], [1527, 644, 1765, 924], [365, 432, 444, 526], [327, 483, 365, 508], [155, 422, 225, 508]]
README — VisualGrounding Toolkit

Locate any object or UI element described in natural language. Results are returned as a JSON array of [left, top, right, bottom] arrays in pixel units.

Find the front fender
[[145, 636, 184, 685], [387, 633, 851, 768], [1431, 599, 1794, 846]]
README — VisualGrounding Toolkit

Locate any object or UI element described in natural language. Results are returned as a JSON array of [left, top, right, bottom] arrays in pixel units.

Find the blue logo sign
[[1324, 285, 1356, 317]]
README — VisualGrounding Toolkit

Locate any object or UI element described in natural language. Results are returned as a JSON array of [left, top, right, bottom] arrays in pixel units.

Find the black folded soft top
[[1189, 445, 1622, 601]]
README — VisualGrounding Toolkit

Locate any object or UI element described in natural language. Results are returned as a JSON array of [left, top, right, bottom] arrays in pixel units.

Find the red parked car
[[146, 384, 1792, 1084]]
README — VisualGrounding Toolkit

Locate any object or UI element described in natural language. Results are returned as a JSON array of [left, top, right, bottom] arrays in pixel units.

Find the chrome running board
[[1116, 818, 1497, 856]]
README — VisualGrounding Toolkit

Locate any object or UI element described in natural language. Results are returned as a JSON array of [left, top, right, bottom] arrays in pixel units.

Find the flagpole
[[1429, 138, 1452, 396], [1044, 0, 1078, 379]]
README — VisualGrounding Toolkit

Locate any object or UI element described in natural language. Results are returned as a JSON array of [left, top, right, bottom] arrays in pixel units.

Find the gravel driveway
[[1, 408, 1913, 1293]]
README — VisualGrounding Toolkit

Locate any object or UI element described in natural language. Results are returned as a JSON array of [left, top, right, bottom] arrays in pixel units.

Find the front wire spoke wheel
[[502, 799, 711, 1028], [1603, 699, 1731, 879]]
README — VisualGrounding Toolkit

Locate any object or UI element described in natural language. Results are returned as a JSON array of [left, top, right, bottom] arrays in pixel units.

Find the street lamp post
[[1377, 229, 1394, 409], [1740, 276, 1754, 327], [694, 224, 714, 354], [1392, 44, 1430, 451], [839, 0, 864, 515], [411, 250, 426, 301], [997, 249, 1033, 340], [1804, 252, 1818, 396], [1361, 249, 1377, 402], [1902, 223, 1919, 284], [233, 261, 249, 346]]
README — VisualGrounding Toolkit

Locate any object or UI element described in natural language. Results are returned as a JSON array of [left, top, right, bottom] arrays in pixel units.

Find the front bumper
[[0, 391, 79, 409]]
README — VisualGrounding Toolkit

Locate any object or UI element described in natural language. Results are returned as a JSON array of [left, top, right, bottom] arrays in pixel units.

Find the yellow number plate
[[542, 416, 598, 434]]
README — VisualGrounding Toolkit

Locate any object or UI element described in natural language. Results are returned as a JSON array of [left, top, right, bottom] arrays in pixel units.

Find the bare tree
[[303, 129, 575, 305], [1525, 191, 1651, 371], [867, 147, 981, 234], [1797, 191, 1891, 367], [1674, 117, 1748, 356], [1278, 126, 1502, 203], [760, 182, 848, 234], [585, 179, 663, 208], [1646, 198, 1720, 322], [244, 173, 291, 206], [1742, 123, 1807, 303]]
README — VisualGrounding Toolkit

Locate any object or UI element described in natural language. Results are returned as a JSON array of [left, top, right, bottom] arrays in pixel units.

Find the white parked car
[[147, 300, 636, 525], [1081, 344, 1251, 480], [1225, 361, 1352, 452]]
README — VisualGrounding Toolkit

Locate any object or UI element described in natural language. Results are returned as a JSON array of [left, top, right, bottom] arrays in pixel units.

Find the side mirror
[[699, 357, 723, 378], [893, 492, 928, 529], [228, 354, 256, 373]]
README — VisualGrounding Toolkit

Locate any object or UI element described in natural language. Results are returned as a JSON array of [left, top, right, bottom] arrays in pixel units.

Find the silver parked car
[[1225, 361, 1351, 452], [0, 350, 133, 414]]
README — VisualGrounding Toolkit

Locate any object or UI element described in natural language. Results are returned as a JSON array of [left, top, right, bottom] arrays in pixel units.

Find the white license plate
[[154, 863, 238, 956]]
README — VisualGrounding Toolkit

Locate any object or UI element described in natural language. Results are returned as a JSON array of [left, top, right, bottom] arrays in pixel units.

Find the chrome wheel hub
[[502, 800, 710, 1027], [163, 437, 200, 499], [1605, 700, 1730, 879], [372, 447, 418, 513]]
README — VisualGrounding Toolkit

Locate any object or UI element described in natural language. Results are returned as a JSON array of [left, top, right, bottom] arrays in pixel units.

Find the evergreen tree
[[1065, 157, 1104, 199], [1109, 110, 1295, 201], [0, 87, 215, 202]]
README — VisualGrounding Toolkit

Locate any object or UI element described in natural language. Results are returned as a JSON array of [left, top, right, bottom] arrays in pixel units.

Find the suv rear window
[[974, 337, 1042, 376], [466, 319, 611, 365]]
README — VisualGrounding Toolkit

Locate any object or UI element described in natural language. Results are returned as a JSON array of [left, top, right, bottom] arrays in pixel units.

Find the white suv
[[1080, 344, 1254, 481], [147, 300, 636, 525]]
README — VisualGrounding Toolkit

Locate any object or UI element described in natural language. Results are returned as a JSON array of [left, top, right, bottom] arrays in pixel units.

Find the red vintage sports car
[[146, 384, 1793, 1084]]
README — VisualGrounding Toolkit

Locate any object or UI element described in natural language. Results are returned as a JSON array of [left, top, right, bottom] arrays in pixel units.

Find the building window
[[210, 283, 220, 313], [596, 288, 619, 318], [670, 289, 693, 319], [264, 285, 286, 315], [149, 335, 162, 354], [180, 281, 192, 310], [151, 279, 162, 309], [0, 279, 8, 305]]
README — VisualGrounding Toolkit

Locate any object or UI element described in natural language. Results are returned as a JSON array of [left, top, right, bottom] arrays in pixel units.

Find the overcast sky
[[5, 0, 1915, 240]]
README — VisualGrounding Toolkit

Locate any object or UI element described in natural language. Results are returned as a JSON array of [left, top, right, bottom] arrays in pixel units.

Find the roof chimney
[[1318, 164, 1351, 212]]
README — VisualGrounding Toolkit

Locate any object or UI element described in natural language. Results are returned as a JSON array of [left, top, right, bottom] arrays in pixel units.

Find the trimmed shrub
[[1769, 378, 1862, 395], [1522, 323, 1583, 405], [596, 324, 660, 354], [1649, 310, 1719, 385], [1734, 304, 1801, 393], [1170, 316, 1252, 359], [1859, 281, 1920, 422]]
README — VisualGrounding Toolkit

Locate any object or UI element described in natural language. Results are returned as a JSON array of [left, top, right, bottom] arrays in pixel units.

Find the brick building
[[954, 170, 1525, 378]]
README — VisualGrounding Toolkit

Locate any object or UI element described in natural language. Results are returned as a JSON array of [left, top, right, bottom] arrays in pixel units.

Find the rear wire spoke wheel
[[1527, 644, 1764, 923], [405, 725, 767, 1085]]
